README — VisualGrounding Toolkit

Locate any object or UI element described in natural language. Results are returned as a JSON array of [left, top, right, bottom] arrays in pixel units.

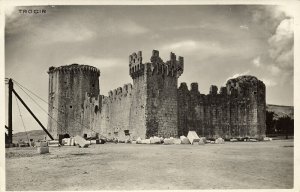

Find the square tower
[[129, 50, 184, 138]]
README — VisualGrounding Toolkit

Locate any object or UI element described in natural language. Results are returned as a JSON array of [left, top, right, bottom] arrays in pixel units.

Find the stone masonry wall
[[129, 51, 147, 139], [178, 75, 266, 140], [144, 51, 183, 138], [48, 51, 265, 141], [47, 64, 100, 139], [107, 84, 133, 140]]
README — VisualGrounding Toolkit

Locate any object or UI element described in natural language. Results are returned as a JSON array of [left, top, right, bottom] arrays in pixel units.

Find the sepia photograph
[[2, 1, 298, 191]]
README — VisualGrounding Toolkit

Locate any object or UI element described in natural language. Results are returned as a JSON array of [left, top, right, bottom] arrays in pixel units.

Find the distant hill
[[267, 104, 294, 119], [13, 129, 47, 142]]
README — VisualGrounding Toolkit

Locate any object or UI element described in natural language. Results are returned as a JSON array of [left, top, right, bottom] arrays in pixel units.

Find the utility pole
[[8, 79, 13, 144]]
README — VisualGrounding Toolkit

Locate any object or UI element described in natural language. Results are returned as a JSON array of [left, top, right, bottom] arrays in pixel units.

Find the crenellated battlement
[[48, 64, 100, 76], [209, 85, 218, 95], [190, 82, 199, 92], [84, 92, 100, 104], [129, 50, 184, 79], [149, 50, 184, 78], [129, 51, 144, 79], [108, 83, 133, 101], [180, 75, 265, 99]]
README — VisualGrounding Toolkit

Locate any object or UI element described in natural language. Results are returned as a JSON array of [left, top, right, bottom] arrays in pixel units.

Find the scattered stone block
[[48, 140, 60, 147], [150, 137, 161, 144], [187, 131, 200, 144], [215, 138, 225, 144], [160, 137, 164, 143], [163, 138, 174, 145], [263, 137, 272, 141], [230, 138, 238, 142], [249, 138, 258, 142], [91, 139, 100, 144], [70, 138, 75, 146], [131, 141, 137, 144], [62, 138, 72, 146], [37, 146, 49, 154], [35, 141, 48, 147], [74, 136, 90, 148], [174, 138, 181, 144], [141, 139, 150, 144], [199, 137, 207, 144], [180, 136, 190, 144], [136, 137, 142, 144], [198, 141, 205, 145]]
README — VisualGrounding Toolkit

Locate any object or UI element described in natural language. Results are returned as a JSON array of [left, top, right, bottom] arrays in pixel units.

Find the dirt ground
[[5, 140, 294, 190]]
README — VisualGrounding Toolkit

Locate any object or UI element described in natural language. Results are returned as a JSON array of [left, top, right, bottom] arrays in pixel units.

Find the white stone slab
[[187, 131, 200, 144]]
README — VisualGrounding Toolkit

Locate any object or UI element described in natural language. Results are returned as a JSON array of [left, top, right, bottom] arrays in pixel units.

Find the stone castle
[[47, 50, 266, 141]]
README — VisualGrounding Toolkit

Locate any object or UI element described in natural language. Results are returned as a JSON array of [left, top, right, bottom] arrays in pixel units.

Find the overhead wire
[[12, 79, 105, 138], [12, 80, 68, 133], [15, 95, 30, 144]]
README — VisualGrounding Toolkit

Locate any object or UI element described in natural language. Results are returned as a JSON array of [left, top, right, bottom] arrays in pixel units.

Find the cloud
[[35, 23, 96, 43], [274, 5, 294, 18], [102, 19, 149, 36], [252, 56, 260, 67], [50, 26, 96, 43], [226, 71, 250, 81], [261, 78, 277, 87], [162, 40, 198, 51], [268, 18, 294, 72], [65, 56, 123, 69], [269, 65, 280, 75], [239, 25, 249, 30], [161, 40, 232, 58], [118, 20, 149, 35], [250, 5, 288, 33]]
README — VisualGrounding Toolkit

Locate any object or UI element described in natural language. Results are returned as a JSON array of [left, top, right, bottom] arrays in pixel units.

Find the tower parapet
[[48, 64, 100, 76], [165, 52, 184, 78], [129, 51, 144, 79], [148, 50, 184, 78]]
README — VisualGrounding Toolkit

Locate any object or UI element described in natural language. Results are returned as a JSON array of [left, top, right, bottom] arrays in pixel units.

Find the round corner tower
[[226, 75, 266, 139], [47, 64, 100, 139]]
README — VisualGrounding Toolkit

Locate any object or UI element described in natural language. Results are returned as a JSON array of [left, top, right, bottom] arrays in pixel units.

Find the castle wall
[[98, 95, 110, 136], [178, 76, 266, 139], [47, 51, 266, 141], [107, 84, 133, 140], [82, 93, 101, 137]]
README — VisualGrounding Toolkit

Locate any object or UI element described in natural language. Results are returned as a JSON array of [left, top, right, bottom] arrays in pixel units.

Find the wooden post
[[8, 79, 13, 144]]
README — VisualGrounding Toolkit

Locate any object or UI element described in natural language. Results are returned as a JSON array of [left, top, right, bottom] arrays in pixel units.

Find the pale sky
[[5, 5, 294, 133]]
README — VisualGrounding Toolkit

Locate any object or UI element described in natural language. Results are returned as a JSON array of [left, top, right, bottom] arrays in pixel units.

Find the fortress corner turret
[[47, 64, 100, 139]]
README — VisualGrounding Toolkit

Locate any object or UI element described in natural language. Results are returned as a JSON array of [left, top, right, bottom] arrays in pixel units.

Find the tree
[[266, 111, 276, 135], [276, 116, 294, 139]]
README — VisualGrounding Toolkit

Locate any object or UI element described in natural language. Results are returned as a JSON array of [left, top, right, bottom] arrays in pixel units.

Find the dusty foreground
[[6, 140, 293, 190]]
